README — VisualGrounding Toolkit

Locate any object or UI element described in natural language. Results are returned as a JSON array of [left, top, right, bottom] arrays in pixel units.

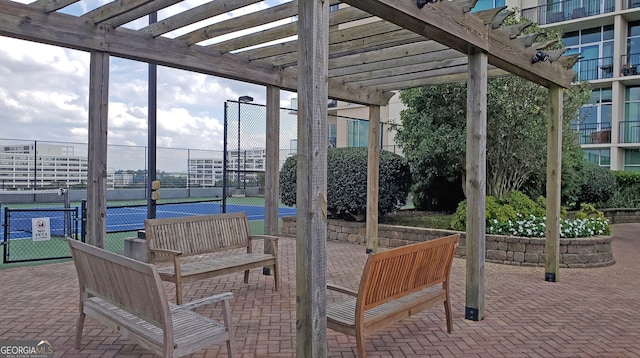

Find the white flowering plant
[[486, 213, 610, 238]]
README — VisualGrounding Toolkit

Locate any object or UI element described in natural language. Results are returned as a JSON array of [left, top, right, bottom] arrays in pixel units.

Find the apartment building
[[188, 158, 223, 187], [330, 1, 640, 171], [519, 0, 640, 172], [0, 143, 90, 189], [189, 149, 266, 188]]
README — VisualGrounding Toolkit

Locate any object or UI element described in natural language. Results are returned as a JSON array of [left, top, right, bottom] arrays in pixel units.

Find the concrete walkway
[[0, 224, 639, 357]]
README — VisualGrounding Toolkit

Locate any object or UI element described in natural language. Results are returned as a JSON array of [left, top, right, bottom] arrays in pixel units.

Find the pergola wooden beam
[[30, 0, 79, 13], [341, 0, 573, 88], [0, 0, 392, 106], [83, 0, 155, 24], [211, 5, 372, 54], [98, 0, 183, 28], [142, 0, 263, 38]]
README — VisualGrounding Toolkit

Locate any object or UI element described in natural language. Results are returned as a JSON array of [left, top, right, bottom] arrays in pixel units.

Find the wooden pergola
[[0, 0, 577, 356]]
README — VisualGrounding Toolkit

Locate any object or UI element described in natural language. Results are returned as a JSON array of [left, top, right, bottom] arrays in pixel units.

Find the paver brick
[[1, 224, 640, 357]]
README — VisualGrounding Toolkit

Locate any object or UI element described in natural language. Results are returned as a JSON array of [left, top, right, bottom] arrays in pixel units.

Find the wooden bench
[[67, 239, 235, 358], [144, 212, 279, 304], [326, 234, 460, 358]]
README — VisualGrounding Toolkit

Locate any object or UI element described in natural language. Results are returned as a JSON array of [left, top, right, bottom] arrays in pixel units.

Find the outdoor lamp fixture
[[416, 0, 437, 8], [531, 50, 550, 64], [237, 95, 253, 190]]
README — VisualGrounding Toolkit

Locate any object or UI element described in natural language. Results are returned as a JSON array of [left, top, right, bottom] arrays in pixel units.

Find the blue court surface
[[1, 202, 296, 240]]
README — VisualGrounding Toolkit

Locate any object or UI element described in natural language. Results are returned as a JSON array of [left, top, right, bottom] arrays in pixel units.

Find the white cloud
[[0, 1, 300, 172]]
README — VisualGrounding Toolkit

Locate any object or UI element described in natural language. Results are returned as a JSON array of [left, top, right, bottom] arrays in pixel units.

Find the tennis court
[[2, 200, 296, 240], [1, 199, 296, 264], [105, 201, 296, 233]]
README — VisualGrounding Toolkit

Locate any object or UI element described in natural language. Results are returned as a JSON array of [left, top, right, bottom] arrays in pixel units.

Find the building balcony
[[625, 0, 640, 10], [573, 121, 640, 145], [620, 53, 640, 76], [522, 0, 615, 25], [572, 122, 611, 145], [574, 56, 614, 81], [619, 121, 640, 143]]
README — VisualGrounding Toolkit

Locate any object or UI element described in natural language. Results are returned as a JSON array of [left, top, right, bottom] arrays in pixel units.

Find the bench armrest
[[250, 235, 279, 243], [149, 248, 183, 256], [172, 292, 234, 311], [250, 235, 279, 256], [327, 283, 358, 297]]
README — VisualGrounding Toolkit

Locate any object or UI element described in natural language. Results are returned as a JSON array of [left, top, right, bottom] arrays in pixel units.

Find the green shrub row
[[279, 147, 411, 220]]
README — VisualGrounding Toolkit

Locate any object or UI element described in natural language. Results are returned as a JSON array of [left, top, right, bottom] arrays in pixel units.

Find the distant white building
[[189, 149, 266, 188], [0, 143, 101, 190], [189, 158, 223, 187]]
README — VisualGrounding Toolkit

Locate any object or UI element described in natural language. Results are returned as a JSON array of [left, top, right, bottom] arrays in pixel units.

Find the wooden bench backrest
[[68, 239, 172, 330], [144, 212, 251, 262], [357, 234, 459, 312]]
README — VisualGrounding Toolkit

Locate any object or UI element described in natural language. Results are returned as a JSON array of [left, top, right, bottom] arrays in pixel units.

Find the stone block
[[486, 240, 498, 250], [508, 242, 526, 252], [513, 252, 525, 262], [561, 254, 580, 264], [487, 249, 507, 261], [524, 252, 539, 263], [506, 251, 514, 261], [526, 243, 544, 253]]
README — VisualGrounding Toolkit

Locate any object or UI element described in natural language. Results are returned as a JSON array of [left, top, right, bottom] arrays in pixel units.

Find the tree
[[396, 66, 590, 209]]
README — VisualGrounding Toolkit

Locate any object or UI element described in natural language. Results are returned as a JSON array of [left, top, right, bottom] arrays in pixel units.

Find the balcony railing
[[625, 0, 640, 10], [619, 121, 640, 143], [574, 56, 614, 81], [522, 0, 615, 25], [572, 122, 612, 144], [620, 53, 640, 76]]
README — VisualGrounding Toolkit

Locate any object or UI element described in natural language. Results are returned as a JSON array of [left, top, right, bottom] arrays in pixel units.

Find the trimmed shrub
[[576, 164, 616, 208], [279, 147, 412, 220]]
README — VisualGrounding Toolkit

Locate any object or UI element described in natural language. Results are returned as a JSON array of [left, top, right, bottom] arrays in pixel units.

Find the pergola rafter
[[0, 0, 576, 357]]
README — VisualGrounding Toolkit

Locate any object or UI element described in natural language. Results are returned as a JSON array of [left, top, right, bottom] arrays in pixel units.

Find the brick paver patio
[[1, 223, 639, 357]]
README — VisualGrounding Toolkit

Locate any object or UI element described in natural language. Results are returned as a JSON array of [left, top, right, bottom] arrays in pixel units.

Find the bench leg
[[222, 299, 235, 358], [356, 329, 367, 358], [175, 279, 184, 305], [244, 270, 250, 285], [273, 264, 279, 291], [444, 298, 453, 333], [75, 306, 85, 349]]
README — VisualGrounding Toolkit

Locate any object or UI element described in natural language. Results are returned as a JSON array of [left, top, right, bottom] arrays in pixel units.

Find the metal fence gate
[[2, 207, 79, 263]]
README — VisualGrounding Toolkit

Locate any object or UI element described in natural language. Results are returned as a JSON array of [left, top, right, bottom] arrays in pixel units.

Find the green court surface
[[0, 219, 273, 270]]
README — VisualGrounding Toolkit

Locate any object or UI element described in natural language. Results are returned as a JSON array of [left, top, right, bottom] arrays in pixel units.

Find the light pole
[[237, 95, 253, 192]]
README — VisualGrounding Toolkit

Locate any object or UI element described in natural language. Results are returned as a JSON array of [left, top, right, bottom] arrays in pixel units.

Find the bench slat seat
[[84, 297, 230, 356], [327, 286, 445, 330], [145, 212, 279, 304], [327, 234, 459, 358], [156, 253, 276, 281]]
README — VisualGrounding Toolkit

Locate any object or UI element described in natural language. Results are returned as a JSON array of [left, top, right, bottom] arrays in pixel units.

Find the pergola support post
[[86, 51, 109, 248], [545, 85, 563, 282], [465, 46, 487, 321], [366, 105, 381, 254], [296, 0, 329, 356], [264, 85, 280, 273]]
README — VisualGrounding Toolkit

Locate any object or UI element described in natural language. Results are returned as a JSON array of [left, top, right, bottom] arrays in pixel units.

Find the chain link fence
[[0, 104, 400, 262]]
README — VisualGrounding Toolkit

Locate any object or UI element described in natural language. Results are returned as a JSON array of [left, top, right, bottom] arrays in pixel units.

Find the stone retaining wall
[[601, 208, 640, 224], [281, 217, 615, 268]]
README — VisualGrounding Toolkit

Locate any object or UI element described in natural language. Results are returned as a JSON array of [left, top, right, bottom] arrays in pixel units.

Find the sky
[[0, 0, 299, 171]]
